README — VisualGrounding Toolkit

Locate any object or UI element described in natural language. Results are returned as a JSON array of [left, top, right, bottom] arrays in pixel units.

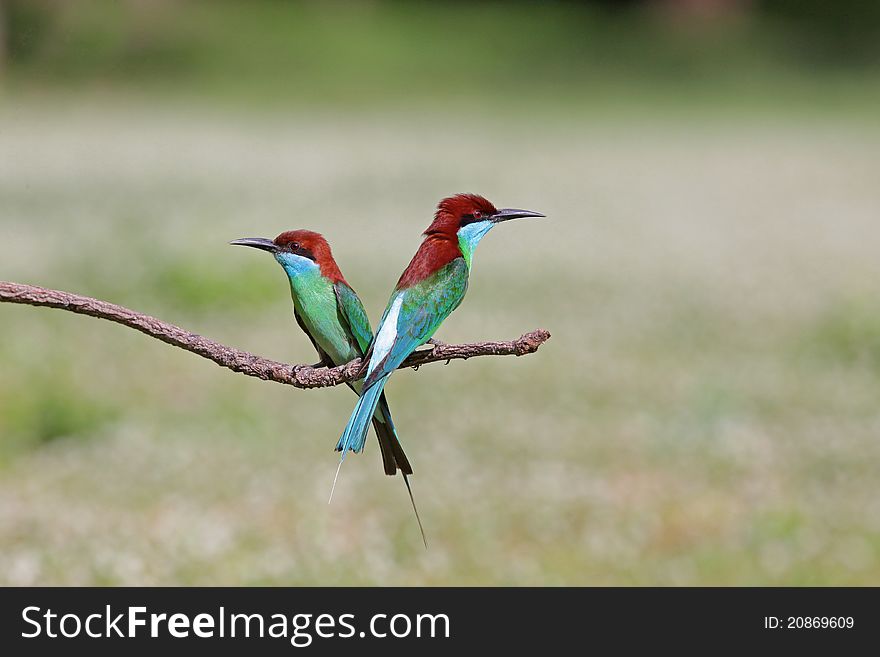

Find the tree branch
[[0, 281, 550, 389]]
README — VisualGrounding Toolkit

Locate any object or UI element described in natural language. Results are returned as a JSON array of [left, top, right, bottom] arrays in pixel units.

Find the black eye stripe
[[281, 242, 316, 261], [294, 246, 316, 261]]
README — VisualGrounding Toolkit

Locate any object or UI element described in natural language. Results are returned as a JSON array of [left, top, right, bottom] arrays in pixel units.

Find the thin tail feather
[[328, 457, 343, 504], [403, 473, 428, 549], [374, 395, 424, 546], [330, 379, 388, 501]]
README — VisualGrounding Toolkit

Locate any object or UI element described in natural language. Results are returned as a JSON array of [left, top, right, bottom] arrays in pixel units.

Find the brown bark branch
[[0, 281, 550, 389]]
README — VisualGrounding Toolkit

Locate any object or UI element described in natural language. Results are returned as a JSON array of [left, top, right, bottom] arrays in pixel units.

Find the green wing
[[400, 257, 469, 344], [334, 281, 374, 356], [365, 257, 469, 387]]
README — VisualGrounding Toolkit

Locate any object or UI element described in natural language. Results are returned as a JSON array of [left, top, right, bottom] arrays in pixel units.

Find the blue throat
[[274, 252, 320, 287], [457, 220, 494, 268]]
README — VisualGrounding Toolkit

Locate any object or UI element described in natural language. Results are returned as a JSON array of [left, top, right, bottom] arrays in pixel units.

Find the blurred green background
[[1, 0, 879, 585]]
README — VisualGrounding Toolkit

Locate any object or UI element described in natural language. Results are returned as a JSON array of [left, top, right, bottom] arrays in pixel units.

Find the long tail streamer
[[403, 473, 428, 549]]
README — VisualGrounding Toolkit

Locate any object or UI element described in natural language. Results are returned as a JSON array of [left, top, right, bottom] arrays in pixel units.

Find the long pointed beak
[[490, 208, 545, 223], [229, 237, 278, 253]]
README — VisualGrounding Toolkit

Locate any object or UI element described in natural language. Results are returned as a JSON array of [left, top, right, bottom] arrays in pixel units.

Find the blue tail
[[336, 376, 389, 455]]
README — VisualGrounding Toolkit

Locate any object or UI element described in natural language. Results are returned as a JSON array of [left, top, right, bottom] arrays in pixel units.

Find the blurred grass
[[804, 302, 880, 372], [1, 1, 880, 585]]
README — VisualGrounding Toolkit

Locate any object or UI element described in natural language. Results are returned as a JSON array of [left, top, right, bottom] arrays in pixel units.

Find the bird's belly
[[296, 304, 358, 366]]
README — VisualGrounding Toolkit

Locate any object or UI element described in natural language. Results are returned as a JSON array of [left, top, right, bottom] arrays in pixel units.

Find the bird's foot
[[427, 338, 447, 348], [354, 357, 370, 379]]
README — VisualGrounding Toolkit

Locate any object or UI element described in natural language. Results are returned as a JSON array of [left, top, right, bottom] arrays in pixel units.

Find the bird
[[332, 194, 544, 499], [230, 229, 426, 546]]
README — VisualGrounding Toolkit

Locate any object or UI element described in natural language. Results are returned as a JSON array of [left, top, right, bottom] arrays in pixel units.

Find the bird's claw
[[355, 358, 369, 379], [428, 338, 447, 348]]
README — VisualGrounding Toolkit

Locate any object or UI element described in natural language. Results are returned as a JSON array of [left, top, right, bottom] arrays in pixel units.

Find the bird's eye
[[289, 242, 300, 250], [472, 210, 482, 220]]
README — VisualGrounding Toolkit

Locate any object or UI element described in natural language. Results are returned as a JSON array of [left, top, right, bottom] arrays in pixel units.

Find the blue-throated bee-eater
[[333, 194, 543, 499]]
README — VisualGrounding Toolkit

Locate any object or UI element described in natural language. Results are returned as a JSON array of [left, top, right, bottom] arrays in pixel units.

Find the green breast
[[289, 273, 359, 365]]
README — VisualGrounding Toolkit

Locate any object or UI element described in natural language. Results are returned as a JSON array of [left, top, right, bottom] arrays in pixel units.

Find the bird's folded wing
[[365, 257, 468, 387], [333, 281, 374, 356]]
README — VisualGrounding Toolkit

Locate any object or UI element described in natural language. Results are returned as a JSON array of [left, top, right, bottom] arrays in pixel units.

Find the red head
[[424, 193, 499, 237], [230, 229, 347, 284], [396, 193, 544, 289]]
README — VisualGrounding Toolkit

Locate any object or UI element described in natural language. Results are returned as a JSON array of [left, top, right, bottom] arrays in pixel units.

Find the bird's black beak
[[490, 208, 545, 223], [229, 237, 278, 253]]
